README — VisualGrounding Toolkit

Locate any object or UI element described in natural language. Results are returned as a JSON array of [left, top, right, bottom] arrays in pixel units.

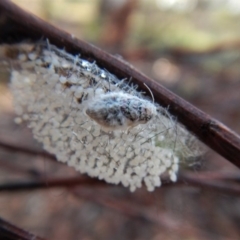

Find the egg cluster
[[9, 42, 201, 191]]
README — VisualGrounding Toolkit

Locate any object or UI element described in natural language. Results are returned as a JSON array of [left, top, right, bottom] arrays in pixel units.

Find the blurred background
[[0, 0, 240, 239]]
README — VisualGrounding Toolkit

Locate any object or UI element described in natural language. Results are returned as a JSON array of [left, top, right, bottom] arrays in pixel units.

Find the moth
[[85, 92, 157, 131]]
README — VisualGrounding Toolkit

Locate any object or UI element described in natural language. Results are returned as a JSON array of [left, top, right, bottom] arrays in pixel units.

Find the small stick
[[0, 217, 45, 240]]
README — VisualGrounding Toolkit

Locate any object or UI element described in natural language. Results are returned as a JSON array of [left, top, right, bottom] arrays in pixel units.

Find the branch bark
[[0, 172, 240, 195], [0, 0, 240, 167], [0, 217, 45, 240], [0, 176, 105, 192]]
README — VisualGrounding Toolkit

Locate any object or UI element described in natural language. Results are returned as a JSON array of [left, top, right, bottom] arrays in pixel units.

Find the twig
[[0, 139, 56, 161], [177, 172, 240, 195], [0, 172, 240, 195], [0, 176, 105, 192], [0, 158, 43, 177], [0, 0, 240, 167], [0, 217, 45, 240], [166, 40, 240, 60]]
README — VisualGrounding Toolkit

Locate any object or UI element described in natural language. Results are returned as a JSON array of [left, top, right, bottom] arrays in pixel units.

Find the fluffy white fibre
[[8, 42, 202, 192]]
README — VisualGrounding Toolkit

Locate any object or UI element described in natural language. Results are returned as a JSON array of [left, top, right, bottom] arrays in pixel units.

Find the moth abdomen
[[85, 92, 157, 130]]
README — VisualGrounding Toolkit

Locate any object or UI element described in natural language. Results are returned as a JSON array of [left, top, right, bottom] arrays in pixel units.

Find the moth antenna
[[46, 38, 51, 51], [143, 83, 155, 104]]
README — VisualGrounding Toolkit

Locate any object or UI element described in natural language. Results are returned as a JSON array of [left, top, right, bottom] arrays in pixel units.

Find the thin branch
[[166, 40, 240, 60], [0, 0, 240, 167], [0, 158, 43, 177], [0, 139, 56, 160], [0, 176, 105, 192], [0, 217, 45, 240], [0, 172, 240, 195], [177, 172, 240, 195]]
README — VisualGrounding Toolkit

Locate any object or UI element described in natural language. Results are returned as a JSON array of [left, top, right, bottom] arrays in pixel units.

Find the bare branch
[[0, 139, 55, 160], [0, 176, 105, 192], [0, 171, 240, 195], [0, 217, 45, 240]]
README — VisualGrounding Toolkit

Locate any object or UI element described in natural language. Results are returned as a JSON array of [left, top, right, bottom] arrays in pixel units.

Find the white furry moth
[[85, 92, 157, 131], [6, 42, 203, 192]]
